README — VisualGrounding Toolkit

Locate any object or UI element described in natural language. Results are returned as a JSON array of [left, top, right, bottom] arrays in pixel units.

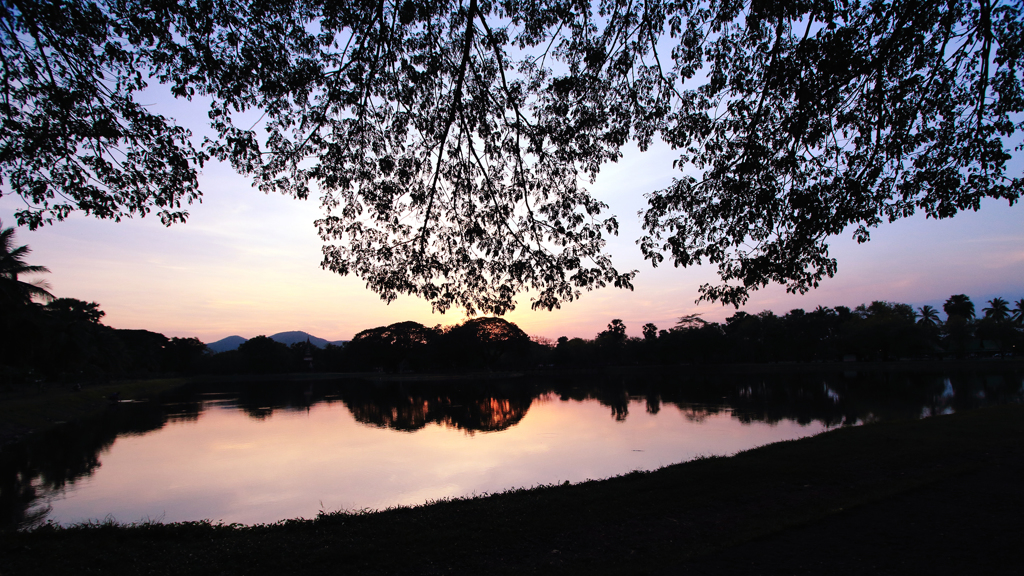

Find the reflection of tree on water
[[645, 394, 661, 415], [1, 368, 1020, 530], [341, 383, 534, 434], [0, 401, 171, 530], [542, 368, 1024, 429]]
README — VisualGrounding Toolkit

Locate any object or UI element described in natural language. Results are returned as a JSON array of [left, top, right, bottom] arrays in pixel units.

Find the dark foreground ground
[[1, 402, 1021, 575]]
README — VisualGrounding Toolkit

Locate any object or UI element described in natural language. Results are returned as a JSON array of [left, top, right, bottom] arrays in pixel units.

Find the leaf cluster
[[639, 0, 1024, 305], [1, 0, 204, 228]]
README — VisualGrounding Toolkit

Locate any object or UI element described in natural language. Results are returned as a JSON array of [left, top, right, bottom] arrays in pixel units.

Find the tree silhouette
[[1012, 299, 1024, 327], [675, 314, 708, 331], [346, 321, 438, 372], [943, 294, 976, 358], [915, 305, 943, 358], [943, 295, 976, 321], [600, 319, 628, 340], [983, 298, 1011, 321], [237, 336, 292, 374], [40, 298, 126, 376], [662, 316, 727, 364], [44, 298, 104, 323], [4, 1, 1020, 312], [0, 221, 53, 306], [724, 311, 767, 362], [164, 337, 209, 373], [593, 319, 629, 364], [441, 317, 530, 368], [113, 329, 169, 374], [917, 305, 941, 326], [0, 221, 55, 375], [845, 302, 921, 361], [976, 297, 1017, 356], [596, 319, 628, 348]]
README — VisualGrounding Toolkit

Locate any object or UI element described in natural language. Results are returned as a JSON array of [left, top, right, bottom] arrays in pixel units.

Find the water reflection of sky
[[11, 368, 1022, 529], [36, 396, 824, 526]]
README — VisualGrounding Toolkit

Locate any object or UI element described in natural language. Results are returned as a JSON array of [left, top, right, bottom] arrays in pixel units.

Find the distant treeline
[[303, 295, 1017, 373], [1, 298, 207, 384], [550, 297, 1022, 368], [199, 318, 535, 374], [3, 294, 1021, 384]]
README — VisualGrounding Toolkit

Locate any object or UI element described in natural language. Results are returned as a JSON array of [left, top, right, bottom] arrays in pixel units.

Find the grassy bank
[[1, 402, 1021, 575]]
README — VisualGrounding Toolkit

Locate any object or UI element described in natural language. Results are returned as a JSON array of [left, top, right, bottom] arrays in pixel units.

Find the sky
[[3, 65, 1024, 346], [3, 129, 1021, 345]]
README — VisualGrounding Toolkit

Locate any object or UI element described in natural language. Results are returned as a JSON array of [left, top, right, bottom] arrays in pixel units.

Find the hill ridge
[[206, 331, 347, 352]]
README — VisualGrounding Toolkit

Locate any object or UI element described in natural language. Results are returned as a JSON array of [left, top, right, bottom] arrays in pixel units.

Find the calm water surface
[[4, 367, 1022, 529]]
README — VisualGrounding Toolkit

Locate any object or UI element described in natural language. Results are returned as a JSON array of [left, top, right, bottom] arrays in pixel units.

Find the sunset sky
[[2, 103, 1022, 344]]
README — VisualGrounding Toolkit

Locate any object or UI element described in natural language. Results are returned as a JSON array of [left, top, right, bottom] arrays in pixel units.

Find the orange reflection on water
[[43, 397, 826, 526]]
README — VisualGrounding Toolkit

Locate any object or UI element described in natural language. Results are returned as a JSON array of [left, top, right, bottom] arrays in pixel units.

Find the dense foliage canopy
[[2, 0, 1021, 312]]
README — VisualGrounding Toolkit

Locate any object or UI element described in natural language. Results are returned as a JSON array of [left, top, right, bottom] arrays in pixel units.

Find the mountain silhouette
[[207, 335, 247, 353], [206, 332, 346, 353]]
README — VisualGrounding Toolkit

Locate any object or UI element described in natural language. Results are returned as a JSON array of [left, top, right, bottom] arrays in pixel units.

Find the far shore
[[2, 358, 1021, 445]]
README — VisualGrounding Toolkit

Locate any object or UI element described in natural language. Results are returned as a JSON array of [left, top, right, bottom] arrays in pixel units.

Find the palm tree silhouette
[[1011, 299, 1024, 327], [917, 305, 941, 326], [942, 294, 975, 321], [983, 297, 1010, 321], [0, 220, 54, 306]]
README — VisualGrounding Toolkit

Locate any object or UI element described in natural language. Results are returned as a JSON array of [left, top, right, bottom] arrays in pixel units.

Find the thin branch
[[420, 0, 477, 254]]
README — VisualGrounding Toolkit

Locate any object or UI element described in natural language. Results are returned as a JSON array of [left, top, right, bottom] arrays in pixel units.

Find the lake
[[3, 365, 1022, 530]]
